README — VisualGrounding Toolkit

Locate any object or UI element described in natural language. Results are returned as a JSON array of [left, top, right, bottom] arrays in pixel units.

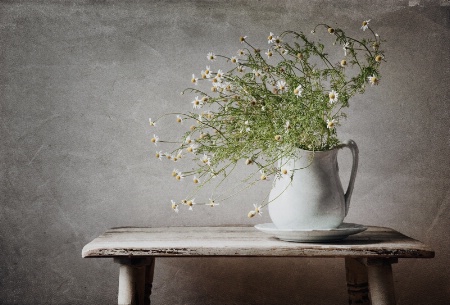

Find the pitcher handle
[[340, 140, 359, 216]]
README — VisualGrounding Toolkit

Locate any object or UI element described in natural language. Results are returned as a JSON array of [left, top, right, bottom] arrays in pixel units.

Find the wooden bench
[[82, 226, 434, 305]]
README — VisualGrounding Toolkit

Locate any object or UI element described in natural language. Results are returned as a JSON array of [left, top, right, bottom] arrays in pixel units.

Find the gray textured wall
[[1, 1, 449, 304]]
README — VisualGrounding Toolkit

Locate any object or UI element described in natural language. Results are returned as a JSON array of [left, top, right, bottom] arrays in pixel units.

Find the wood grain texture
[[82, 226, 435, 258]]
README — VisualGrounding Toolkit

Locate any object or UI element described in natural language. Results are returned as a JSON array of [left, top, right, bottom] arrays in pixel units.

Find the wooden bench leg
[[366, 258, 397, 305], [345, 258, 371, 305], [114, 257, 155, 305]]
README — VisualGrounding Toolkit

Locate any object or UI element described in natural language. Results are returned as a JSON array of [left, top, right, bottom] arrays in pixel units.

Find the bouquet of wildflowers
[[149, 20, 384, 215]]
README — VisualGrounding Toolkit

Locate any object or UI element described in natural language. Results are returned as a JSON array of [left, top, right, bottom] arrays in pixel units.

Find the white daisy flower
[[260, 169, 268, 180], [176, 150, 183, 159], [239, 36, 248, 43], [151, 134, 159, 146], [211, 75, 221, 85], [237, 65, 245, 73], [327, 119, 337, 129], [155, 151, 163, 160], [237, 49, 245, 56], [281, 167, 290, 175], [265, 49, 273, 58], [171, 168, 179, 177], [148, 118, 156, 126], [224, 82, 233, 92], [340, 59, 347, 67], [253, 203, 262, 216], [294, 84, 303, 97], [216, 69, 224, 79], [268, 32, 275, 44], [329, 90, 339, 104], [201, 154, 211, 166], [276, 80, 288, 93], [187, 198, 196, 211], [207, 52, 216, 61], [192, 96, 203, 109], [368, 75, 379, 86], [343, 42, 350, 56], [230, 56, 239, 64], [186, 143, 198, 153], [176, 115, 183, 123], [166, 153, 173, 160], [191, 74, 198, 85], [248, 210, 256, 218], [185, 135, 192, 144], [273, 36, 282, 45], [171, 200, 179, 213], [208, 198, 219, 207], [175, 172, 185, 181], [253, 69, 263, 78], [361, 19, 371, 31], [193, 176, 200, 184], [204, 66, 212, 78]]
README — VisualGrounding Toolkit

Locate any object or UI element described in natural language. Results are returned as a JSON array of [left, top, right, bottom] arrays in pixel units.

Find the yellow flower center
[[151, 137, 156, 143], [274, 135, 282, 141], [341, 59, 347, 66], [363, 21, 368, 26], [282, 169, 288, 175], [328, 27, 335, 34], [172, 171, 177, 177], [193, 178, 199, 184], [329, 93, 336, 100], [187, 147, 193, 153], [375, 55, 383, 62]]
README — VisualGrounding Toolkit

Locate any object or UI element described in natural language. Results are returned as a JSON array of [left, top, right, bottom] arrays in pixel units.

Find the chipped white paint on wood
[[82, 226, 435, 258], [114, 258, 154, 305], [367, 258, 398, 305]]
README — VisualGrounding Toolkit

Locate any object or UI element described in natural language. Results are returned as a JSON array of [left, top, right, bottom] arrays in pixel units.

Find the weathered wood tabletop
[[82, 226, 434, 305], [82, 226, 434, 258]]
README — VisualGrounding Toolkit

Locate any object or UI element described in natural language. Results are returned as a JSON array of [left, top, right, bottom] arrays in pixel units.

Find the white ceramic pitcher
[[268, 140, 359, 230]]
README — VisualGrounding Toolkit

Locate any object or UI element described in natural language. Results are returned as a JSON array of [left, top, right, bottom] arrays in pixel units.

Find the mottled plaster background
[[0, 0, 449, 304]]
